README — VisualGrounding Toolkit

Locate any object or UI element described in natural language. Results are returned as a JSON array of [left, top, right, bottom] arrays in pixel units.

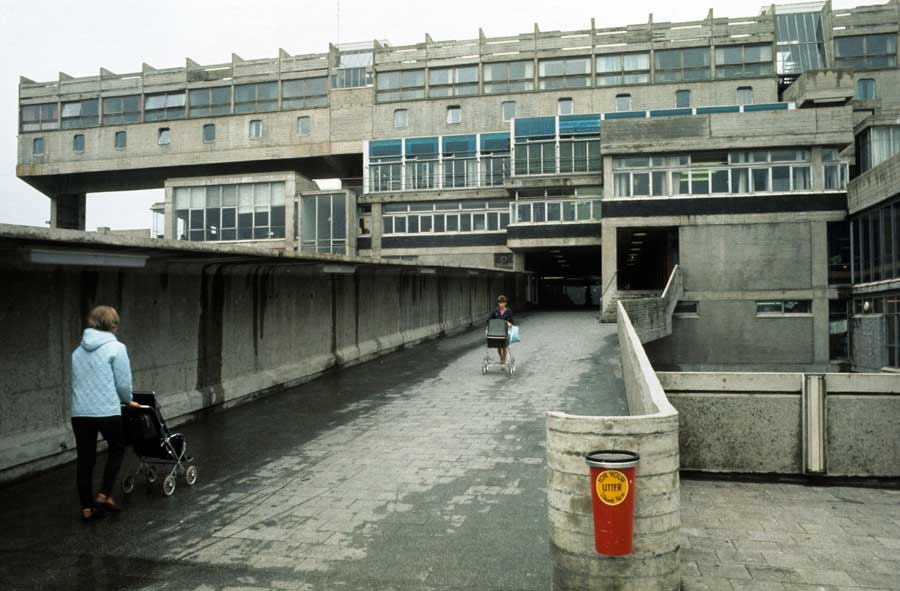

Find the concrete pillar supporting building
[[50, 193, 86, 230], [370, 202, 383, 256]]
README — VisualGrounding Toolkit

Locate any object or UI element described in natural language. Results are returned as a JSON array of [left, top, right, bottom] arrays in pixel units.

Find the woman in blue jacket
[[71, 305, 141, 521]]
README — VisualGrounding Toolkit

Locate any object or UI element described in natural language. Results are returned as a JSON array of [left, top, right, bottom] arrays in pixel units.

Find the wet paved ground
[[0, 310, 627, 591], [681, 478, 900, 591]]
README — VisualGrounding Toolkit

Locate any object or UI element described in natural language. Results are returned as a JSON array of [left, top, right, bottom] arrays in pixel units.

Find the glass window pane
[[772, 166, 791, 191], [752, 168, 769, 191]]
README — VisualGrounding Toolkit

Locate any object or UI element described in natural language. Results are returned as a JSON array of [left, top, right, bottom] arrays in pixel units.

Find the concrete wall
[[645, 220, 834, 371], [848, 150, 900, 216], [0, 257, 520, 481], [659, 371, 900, 477], [600, 106, 853, 155], [546, 302, 680, 591]]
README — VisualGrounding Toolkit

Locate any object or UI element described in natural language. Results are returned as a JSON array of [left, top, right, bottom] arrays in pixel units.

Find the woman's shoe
[[81, 506, 105, 522], [94, 494, 122, 513]]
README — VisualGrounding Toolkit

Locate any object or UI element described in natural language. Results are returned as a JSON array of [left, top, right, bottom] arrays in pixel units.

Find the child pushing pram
[[482, 295, 519, 375]]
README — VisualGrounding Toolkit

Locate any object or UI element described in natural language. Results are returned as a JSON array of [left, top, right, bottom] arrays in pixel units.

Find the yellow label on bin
[[595, 470, 629, 506]]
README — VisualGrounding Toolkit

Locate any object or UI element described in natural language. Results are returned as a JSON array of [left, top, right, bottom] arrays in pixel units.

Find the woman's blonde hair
[[87, 305, 120, 332]]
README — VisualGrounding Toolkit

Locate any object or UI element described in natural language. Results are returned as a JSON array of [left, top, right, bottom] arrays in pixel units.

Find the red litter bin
[[584, 450, 640, 556]]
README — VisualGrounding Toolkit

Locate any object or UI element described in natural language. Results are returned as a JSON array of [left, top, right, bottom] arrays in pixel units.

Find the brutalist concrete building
[[15, 1, 900, 373]]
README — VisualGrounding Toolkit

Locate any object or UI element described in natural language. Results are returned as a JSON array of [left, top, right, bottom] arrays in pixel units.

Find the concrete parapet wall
[[659, 371, 900, 477], [545, 303, 680, 590], [620, 266, 683, 344], [0, 254, 519, 481]]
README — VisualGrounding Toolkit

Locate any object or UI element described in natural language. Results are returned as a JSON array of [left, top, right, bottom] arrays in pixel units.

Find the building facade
[[16, 1, 900, 371]]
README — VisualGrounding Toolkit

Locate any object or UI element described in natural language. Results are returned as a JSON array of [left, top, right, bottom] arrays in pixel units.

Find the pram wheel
[[163, 474, 176, 497], [184, 465, 198, 486], [122, 475, 135, 495], [146, 467, 158, 484]]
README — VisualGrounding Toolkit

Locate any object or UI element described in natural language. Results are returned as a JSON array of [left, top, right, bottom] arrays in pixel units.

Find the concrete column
[[371, 202, 383, 255], [810, 147, 825, 192], [285, 177, 297, 248], [50, 193, 86, 230], [601, 220, 618, 320], [602, 156, 614, 199], [811, 221, 830, 366], [164, 184, 176, 240]]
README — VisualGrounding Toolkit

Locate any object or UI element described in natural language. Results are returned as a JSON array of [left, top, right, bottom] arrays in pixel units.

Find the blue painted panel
[[443, 134, 476, 155], [514, 116, 556, 138], [405, 136, 439, 157], [559, 114, 601, 134], [480, 132, 510, 153], [369, 139, 402, 158]]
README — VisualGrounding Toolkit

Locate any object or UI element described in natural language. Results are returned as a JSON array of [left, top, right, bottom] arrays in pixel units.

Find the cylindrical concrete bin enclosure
[[547, 414, 680, 591], [586, 450, 640, 556]]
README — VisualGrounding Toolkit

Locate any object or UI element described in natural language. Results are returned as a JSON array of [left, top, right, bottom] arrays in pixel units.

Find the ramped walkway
[[3, 310, 899, 590], [0, 310, 627, 591]]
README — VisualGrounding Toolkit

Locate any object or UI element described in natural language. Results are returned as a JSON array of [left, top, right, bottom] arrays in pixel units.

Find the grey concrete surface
[[0, 310, 625, 591], [681, 477, 900, 591]]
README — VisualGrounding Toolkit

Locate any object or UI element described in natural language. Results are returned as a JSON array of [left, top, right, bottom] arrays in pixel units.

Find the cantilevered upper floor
[[15, 0, 900, 197]]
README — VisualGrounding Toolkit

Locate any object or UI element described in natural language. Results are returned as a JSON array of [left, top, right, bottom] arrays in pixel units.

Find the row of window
[[375, 47, 769, 102], [20, 79, 328, 131], [672, 300, 814, 316], [851, 198, 900, 285], [19, 29, 899, 132], [611, 149, 849, 197], [30, 117, 314, 156], [380, 200, 511, 236], [174, 182, 287, 242]]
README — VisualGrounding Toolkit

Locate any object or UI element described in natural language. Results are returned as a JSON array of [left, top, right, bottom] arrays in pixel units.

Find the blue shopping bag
[[509, 325, 521, 344]]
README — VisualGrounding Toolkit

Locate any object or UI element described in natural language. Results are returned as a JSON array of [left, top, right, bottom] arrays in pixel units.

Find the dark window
[[857, 78, 876, 100], [114, 131, 127, 149], [32, 137, 44, 156], [835, 34, 897, 70], [73, 134, 85, 153], [158, 127, 171, 145], [828, 221, 851, 285], [429, 65, 479, 97], [675, 90, 691, 108], [234, 82, 278, 113], [715, 44, 773, 79], [483, 61, 534, 94], [282, 77, 328, 109], [20, 103, 58, 132], [376, 69, 425, 102], [61, 99, 99, 128], [189, 86, 231, 117], [144, 92, 185, 121], [655, 47, 710, 82], [203, 124, 215, 143], [102, 95, 140, 125]]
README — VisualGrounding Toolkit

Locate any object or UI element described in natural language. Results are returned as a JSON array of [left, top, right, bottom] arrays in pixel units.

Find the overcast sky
[[0, 0, 863, 231]]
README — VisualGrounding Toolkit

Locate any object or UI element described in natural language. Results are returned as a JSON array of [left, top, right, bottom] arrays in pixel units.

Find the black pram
[[482, 318, 516, 375], [121, 391, 197, 497]]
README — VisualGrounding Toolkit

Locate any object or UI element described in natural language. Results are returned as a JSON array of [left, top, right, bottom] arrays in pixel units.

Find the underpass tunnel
[[524, 246, 602, 308], [616, 227, 679, 292]]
